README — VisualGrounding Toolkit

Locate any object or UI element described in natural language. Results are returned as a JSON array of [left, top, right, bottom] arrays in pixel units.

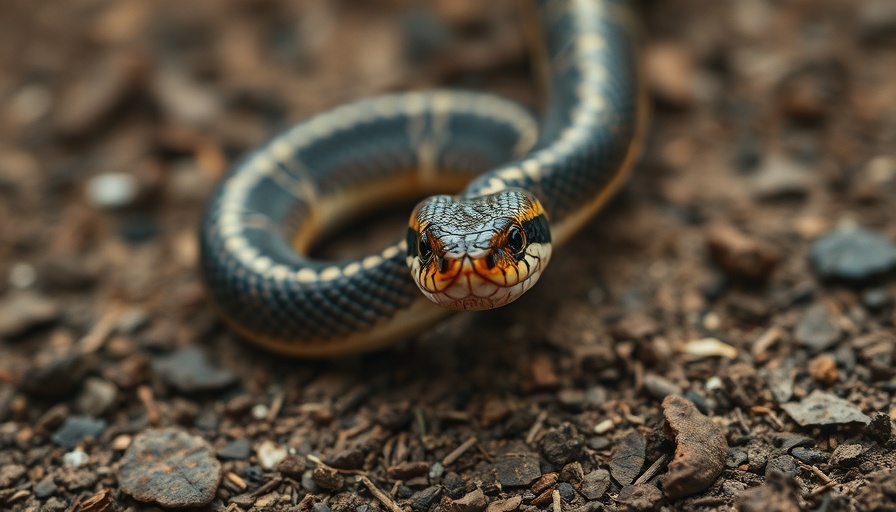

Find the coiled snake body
[[200, 0, 645, 356]]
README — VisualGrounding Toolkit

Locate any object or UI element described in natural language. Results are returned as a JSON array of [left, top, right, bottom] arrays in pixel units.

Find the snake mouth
[[411, 242, 552, 310]]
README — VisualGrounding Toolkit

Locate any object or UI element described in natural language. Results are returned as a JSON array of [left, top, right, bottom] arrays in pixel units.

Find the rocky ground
[[1, 0, 896, 511]]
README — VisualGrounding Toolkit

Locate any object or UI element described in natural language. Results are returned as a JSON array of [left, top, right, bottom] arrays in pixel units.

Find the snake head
[[406, 189, 552, 310]]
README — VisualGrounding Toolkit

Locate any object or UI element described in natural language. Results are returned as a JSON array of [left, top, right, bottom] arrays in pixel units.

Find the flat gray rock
[[119, 428, 222, 508], [781, 390, 871, 427]]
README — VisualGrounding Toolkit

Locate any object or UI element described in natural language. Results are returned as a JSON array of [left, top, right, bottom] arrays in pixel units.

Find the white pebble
[[8, 262, 37, 289], [85, 172, 139, 209], [256, 440, 287, 470], [251, 403, 269, 420], [63, 449, 89, 468]]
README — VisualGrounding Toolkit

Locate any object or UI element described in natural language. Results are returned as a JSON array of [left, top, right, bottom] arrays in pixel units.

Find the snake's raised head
[[406, 189, 552, 310]]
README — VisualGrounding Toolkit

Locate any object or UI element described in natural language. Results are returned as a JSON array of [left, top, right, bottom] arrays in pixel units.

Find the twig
[[526, 411, 549, 444], [137, 385, 160, 425], [250, 476, 283, 497], [77, 304, 123, 354], [799, 463, 834, 484], [360, 476, 404, 512], [442, 436, 478, 466], [634, 454, 669, 485], [266, 392, 284, 422], [552, 489, 562, 512]]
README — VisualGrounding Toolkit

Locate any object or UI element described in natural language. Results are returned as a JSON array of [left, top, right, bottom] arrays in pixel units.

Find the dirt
[[1, 0, 895, 511]]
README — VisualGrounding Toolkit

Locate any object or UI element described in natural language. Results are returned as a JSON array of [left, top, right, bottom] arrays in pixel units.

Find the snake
[[199, 0, 646, 357]]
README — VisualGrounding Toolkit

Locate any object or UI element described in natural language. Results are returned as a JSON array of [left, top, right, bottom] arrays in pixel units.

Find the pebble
[[642, 373, 683, 399], [153, 347, 237, 393], [579, 469, 610, 500], [312, 503, 333, 512], [829, 443, 865, 467], [218, 438, 252, 460], [8, 262, 37, 289], [311, 466, 344, 491], [539, 422, 584, 466], [0, 292, 60, 339], [764, 455, 799, 478], [85, 172, 141, 210], [807, 354, 839, 386], [610, 431, 645, 486], [0, 464, 26, 488], [790, 448, 828, 465], [278, 454, 307, 478], [679, 338, 738, 360], [451, 488, 487, 512], [862, 288, 892, 311], [645, 42, 695, 108], [118, 428, 222, 508], [557, 482, 576, 502], [256, 440, 288, 469], [706, 225, 780, 280], [751, 155, 812, 200], [661, 395, 727, 499], [75, 377, 118, 416], [794, 304, 841, 352], [484, 496, 521, 512], [51, 415, 107, 449], [34, 475, 58, 498], [810, 226, 896, 282], [781, 390, 871, 426], [411, 486, 443, 512], [616, 483, 663, 511], [63, 448, 89, 468], [17, 351, 90, 398], [493, 446, 541, 487]]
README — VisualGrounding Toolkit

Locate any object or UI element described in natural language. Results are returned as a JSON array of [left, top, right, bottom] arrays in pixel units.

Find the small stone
[[752, 155, 812, 200], [0, 464, 26, 488], [278, 454, 307, 478], [642, 374, 682, 399], [34, 475, 58, 498], [17, 351, 90, 398], [557, 482, 576, 502], [790, 448, 828, 465], [451, 488, 487, 512], [580, 469, 610, 500], [829, 443, 864, 467], [0, 292, 60, 339], [485, 496, 521, 512], [559, 462, 584, 484], [645, 43, 694, 108], [493, 446, 541, 487], [539, 422, 584, 466], [795, 304, 841, 352], [313, 503, 333, 512], [256, 440, 288, 470], [808, 354, 839, 386], [781, 390, 871, 426], [327, 448, 365, 470], [411, 486, 442, 512], [218, 439, 252, 460], [765, 455, 800, 477], [312, 466, 344, 491], [153, 347, 237, 393], [103, 353, 151, 389], [63, 449, 90, 468], [75, 377, 118, 416], [524, 355, 561, 391], [726, 449, 748, 468], [707, 225, 780, 280], [52, 415, 107, 449], [616, 483, 664, 510], [661, 395, 727, 499], [85, 172, 140, 210], [118, 428, 222, 508], [862, 288, 892, 311], [610, 431, 645, 486], [810, 226, 896, 282]]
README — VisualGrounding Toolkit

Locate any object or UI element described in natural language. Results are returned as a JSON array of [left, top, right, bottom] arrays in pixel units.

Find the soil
[[1, 0, 895, 511]]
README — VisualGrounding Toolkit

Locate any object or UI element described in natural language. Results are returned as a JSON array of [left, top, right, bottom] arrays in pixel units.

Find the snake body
[[200, 0, 644, 356]]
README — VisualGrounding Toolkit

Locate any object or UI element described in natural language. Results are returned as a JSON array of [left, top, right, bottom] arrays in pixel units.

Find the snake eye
[[507, 225, 525, 256], [418, 232, 433, 261]]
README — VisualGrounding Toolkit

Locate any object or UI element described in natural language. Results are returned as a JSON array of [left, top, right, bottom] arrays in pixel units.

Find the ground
[[1, 0, 895, 511]]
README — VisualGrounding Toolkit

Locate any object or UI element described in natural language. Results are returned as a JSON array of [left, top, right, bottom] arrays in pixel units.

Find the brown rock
[[661, 395, 727, 499], [807, 354, 839, 386], [707, 225, 780, 280]]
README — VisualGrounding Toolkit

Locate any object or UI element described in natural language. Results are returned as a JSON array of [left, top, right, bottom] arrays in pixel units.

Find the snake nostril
[[485, 252, 497, 269], [437, 257, 449, 273]]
